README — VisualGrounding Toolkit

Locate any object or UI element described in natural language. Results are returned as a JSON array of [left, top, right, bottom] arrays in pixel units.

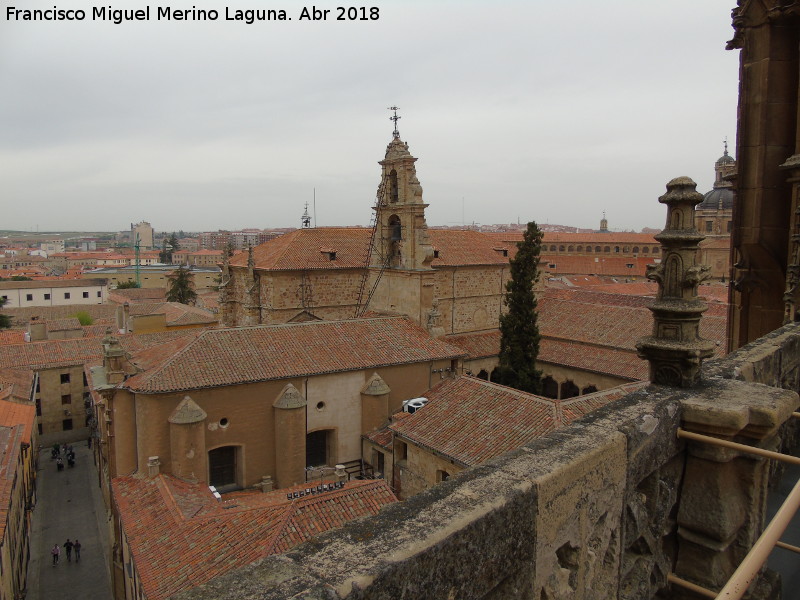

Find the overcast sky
[[1, 1, 739, 234]]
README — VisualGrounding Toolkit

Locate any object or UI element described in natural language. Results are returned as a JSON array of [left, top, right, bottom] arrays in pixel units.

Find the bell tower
[[365, 109, 436, 326], [371, 108, 434, 271]]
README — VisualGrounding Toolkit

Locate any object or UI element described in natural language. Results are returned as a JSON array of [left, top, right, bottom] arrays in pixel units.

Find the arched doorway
[[209, 446, 239, 490], [306, 429, 333, 468], [581, 385, 598, 395], [560, 380, 580, 399], [477, 369, 489, 380], [541, 376, 559, 399]]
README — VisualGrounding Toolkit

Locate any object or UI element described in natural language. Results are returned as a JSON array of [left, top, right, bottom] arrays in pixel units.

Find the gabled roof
[[0, 397, 36, 443], [123, 317, 465, 394], [229, 228, 371, 271], [428, 230, 512, 266], [112, 475, 397, 600], [390, 377, 643, 466], [228, 227, 516, 271], [0, 329, 203, 371]]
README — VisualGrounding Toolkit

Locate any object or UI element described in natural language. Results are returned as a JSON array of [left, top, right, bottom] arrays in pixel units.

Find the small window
[[433, 249, 440, 259], [604, 247, 610, 253], [1, 296, 7, 301], [61, 394, 71, 405], [559, 245, 565, 252], [549, 245, 557, 252], [62, 419, 73, 431], [97, 291, 102, 297], [60, 373, 70, 384], [642, 247, 649, 254], [614, 246, 620, 253], [64, 292, 70, 299], [595, 246, 601, 253], [44, 293, 50, 300], [37, 424, 43, 435], [26, 294, 33, 301], [82, 291, 89, 298], [652, 247, 660, 255], [35, 399, 41, 416]]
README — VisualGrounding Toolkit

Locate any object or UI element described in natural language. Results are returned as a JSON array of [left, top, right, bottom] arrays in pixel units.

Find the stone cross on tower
[[636, 177, 715, 387]]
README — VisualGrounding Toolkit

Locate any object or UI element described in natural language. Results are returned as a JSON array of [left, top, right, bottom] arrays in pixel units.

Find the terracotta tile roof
[[124, 317, 465, 393], [0, 397, 35, 444], [229, 227, 514, 271], [539, 338, 647, 380], [127, 302, 218, 326], [112, 474, 396, 600], [108, 288, 166, 304], [390, 377, 635, 466], [3, 304, 119, 328], [445, 287, 727, 380], [486, 231, 659, 245], [540, 255, 654, 277], [230, 228, 371, 271], [0, 329, 203, 371], [428, 230, 511, 266], [0, 331, 25, 345], [363, 425, 393, 449], [46, 318, 81, 332]]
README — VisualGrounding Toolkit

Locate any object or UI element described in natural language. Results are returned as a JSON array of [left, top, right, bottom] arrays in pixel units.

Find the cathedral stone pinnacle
[[273, 383, 306, 409], [636, 177, 715, 387], [361, 373, 391, 396]]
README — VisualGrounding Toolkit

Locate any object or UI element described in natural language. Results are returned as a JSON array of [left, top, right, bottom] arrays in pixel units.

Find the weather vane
[[388, 106, 400, 139]]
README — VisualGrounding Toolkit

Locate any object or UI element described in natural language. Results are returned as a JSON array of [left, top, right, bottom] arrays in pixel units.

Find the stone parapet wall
[[173, 324, 800, 600]]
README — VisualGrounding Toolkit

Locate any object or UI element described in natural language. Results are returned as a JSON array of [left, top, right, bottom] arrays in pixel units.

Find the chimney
[[147, 456, 161, 478], [28, 317, 47, 342]]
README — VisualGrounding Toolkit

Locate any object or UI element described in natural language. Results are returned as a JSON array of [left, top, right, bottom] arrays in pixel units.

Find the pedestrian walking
[[74, 539, 81, 562], [64, 538, 73, 561], [51, 544, 60, 566], [56, 457, 64, 471]]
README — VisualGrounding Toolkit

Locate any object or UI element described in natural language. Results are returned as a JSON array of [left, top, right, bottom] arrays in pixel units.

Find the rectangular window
[[62, 419, 73, 431], [26, 294, 33, 301], [705, 221, 713, 233], [35, 399, 41, 416], [61, 394, 71, 405], [37, 424, 43, 435], [97, 291, 102, 297], [60, 373, 70, 384], [44, 293, 50, 300], [64, 292, 71, 299], [82, 291, 89, 298]]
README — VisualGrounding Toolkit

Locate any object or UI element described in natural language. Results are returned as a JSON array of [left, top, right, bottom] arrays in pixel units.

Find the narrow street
[[27, 443, 113, 600]]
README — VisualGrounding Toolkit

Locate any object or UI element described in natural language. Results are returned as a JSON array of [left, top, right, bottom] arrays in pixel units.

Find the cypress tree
[[166, 266, 198, 305], [495, 221, 543, 394]]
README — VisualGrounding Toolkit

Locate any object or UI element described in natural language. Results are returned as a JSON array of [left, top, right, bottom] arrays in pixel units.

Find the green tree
[[166, 266, 197, 305], [168, 232, 180, 252], [494, 221, 543, 394], [0, 298, 10, 329], [71, 311, 94, 326], [116, 280, 140, 289]]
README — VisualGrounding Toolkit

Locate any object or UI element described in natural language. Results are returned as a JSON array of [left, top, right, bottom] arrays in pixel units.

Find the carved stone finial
[[636, 177, 715, 387]]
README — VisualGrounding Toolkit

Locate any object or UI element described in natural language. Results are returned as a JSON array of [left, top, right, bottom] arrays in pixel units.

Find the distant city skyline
[[1, 1, 738, 232]]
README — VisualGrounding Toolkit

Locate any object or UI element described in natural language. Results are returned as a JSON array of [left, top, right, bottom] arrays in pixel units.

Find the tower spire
[[388, 106, 401, 139], [723, 137, 728, 156], [301, 202, 311, 229]]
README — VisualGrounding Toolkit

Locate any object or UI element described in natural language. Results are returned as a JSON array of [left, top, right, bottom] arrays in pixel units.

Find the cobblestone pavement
[[27, 443, 113, 600]]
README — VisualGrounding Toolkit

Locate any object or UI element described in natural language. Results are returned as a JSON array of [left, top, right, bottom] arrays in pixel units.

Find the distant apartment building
[[171, 249, 224, 267], [83, 264, 219, 291], [0, 279, 108, 308], [40, 240, 65, 254], [130, 221, 155, 250], [199, 230, 284, 250]]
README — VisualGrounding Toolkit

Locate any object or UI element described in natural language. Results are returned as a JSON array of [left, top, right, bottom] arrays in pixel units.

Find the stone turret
[[636, 177, 715, 387], [360, 373, 391, 434], [273, 383, 306, 489], [168, 396, 207, 482]]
